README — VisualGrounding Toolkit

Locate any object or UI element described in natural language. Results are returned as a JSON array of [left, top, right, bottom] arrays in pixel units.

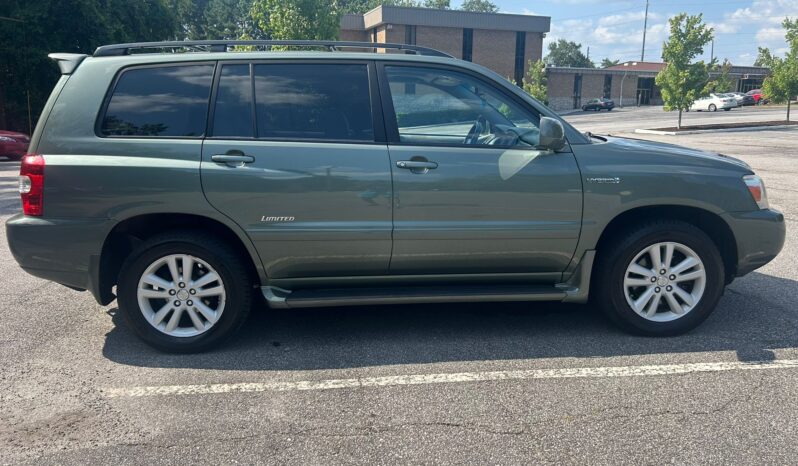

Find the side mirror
[[538, 117, 566, 151]]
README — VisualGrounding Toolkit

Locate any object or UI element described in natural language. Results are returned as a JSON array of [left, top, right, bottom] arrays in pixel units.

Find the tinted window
[[254, 64, 373, 141], [212, 64, 254, 138], [385, 66, 539, 147], [101, 65, 214, 137]]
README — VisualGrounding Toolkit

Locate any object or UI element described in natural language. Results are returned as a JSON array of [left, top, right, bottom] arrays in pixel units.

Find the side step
[[262, 284, 568, 309]]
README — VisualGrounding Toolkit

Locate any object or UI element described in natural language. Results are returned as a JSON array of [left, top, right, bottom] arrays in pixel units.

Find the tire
[[709, 104, 717, 112], [593, 220, 725, 336], [117, 230, 253, 353]]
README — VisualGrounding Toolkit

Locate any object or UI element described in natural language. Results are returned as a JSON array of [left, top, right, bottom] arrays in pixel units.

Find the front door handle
[[212, 151, 255, 166], [396, 160, 438, 174]]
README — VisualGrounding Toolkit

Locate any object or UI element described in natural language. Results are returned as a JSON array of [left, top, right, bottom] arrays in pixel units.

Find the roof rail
[[93, 40, 453, 58]]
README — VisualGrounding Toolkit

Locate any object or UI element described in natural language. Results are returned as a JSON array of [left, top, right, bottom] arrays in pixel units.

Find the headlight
[[743, 175, 769, 209], [0, 136, 17, 142]]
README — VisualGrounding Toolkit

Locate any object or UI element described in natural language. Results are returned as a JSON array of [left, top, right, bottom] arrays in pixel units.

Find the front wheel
[[117, 231, 253, 353], [594, 221, 725, 336], [709, 104, 717, 112]]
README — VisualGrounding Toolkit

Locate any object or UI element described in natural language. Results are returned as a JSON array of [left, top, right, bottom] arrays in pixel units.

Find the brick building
[[340, 6, 550, 84], [546, 61, 770, 112]]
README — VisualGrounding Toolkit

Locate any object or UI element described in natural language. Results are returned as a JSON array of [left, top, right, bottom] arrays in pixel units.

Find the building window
[[603, 75, 612, 99], [462, 28, 473, 62], [405, 25, 416, 45], [514, 31, 526, 85], [573, 74, 582, 110]]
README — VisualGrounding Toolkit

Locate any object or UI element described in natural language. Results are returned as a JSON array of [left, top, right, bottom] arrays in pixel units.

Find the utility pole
[[641, 0, 649, 61], [710, 39, 715, 62]]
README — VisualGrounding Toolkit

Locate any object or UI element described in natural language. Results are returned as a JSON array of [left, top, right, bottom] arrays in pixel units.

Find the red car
[[0, 130, 30, 161], [746, 89, 768, 104]]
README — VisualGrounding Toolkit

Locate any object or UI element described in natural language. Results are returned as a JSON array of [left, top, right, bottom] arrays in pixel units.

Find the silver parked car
[[689, 93, 736, 112]]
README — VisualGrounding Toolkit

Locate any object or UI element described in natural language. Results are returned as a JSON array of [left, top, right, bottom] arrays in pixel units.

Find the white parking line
[[102, 359, 798, 398]]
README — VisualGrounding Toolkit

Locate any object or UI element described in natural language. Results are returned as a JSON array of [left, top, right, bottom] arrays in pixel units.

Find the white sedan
[[688, 93, 736, 112]]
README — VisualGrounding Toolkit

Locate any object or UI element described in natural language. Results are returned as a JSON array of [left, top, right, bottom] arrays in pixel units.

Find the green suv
[[6, 40, 785, 352]]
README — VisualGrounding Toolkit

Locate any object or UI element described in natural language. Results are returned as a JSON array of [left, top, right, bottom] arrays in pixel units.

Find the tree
[[655, 13, 714, 129], [600, 58, 620, 68], [545, 39, 594, 68], [762, 18, 798, 122], [522, 59, 547, 104], [460, 0, 499, 12], [712, 59, 735, 92], [251, 0, 341, 40], [754, 46, 775, 67], [422, 0, 450, 8]]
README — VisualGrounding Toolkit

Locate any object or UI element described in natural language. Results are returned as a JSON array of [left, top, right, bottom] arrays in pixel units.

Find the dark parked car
[[728, 92, 755, 106], [0, 130, 30, 161], [582, 98, 615, 111], [5, 41, 785, 352]]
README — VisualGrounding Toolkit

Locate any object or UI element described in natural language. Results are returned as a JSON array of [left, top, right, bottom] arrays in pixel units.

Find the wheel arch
[[95, 213, 264, 305], [593, 205, 738, 283]]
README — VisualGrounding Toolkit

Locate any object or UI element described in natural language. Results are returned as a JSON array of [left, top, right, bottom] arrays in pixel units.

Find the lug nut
[[669, 274, 676, 280], [189, 289, 196, 295], [169, 289, 176, 296], [655, 287, 661, 293], [187, 300, 193, 306], [179, 282, 186, 288], [650, 277, 657, 282], [660, 269, 666, 275], [174, 300, 181, 307], [666, 285, 673, 292]]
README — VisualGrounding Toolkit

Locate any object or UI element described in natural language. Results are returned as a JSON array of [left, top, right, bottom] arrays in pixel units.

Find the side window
[[384, 66, 539, 147], [101, 64, 214, 137], [253, 64, 373, 141], [212, 64, 254, 138]]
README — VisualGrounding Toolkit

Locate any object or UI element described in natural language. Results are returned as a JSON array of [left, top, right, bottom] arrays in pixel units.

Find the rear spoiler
[[48, 53, 88, 75]]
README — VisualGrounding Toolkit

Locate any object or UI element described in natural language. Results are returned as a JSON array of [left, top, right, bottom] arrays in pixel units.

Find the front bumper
[[6, 214, 112, 301], [722, 209, 786, 277]]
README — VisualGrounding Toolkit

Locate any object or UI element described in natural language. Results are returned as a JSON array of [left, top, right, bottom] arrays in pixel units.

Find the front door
[[379, 64, 583, 277], [201, 61, 392, 278]]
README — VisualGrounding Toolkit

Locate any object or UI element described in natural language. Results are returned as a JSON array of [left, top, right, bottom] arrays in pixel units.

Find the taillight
[[19, 154, 44, 216]]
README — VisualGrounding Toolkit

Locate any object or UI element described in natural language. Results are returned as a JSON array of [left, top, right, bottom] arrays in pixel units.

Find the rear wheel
[[594, 221, 725, 336], [117, 231, 253, 353], [709, 104, 717, 112]]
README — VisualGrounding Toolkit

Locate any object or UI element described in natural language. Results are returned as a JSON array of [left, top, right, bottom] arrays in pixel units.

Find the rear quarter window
[[100, 64, 214, 137]]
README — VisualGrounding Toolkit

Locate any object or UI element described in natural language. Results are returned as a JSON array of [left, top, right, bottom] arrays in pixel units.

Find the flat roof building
[[340, 6, 550, 84]]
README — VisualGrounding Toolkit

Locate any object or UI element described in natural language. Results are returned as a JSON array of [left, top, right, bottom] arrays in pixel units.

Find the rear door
[[201, 60, 392, 278], [378, 63, 583, 276]]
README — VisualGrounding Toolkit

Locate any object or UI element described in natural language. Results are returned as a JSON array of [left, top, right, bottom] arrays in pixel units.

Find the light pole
[[641, 0, 649, 61]]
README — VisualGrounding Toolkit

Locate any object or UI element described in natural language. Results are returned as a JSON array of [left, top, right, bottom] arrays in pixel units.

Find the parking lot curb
[[635, 124, 798, 136]]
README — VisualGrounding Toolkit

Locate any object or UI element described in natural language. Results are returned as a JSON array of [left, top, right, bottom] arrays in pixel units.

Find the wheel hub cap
[[623, 241, 707, 322], [136, 254, 226, 337]]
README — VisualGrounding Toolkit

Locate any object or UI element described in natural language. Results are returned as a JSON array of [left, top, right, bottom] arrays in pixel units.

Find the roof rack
[[93, 40, 453, 58]]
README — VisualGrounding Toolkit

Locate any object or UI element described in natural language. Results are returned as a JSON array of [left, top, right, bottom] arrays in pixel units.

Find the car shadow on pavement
[[101, 270, 798, 371]]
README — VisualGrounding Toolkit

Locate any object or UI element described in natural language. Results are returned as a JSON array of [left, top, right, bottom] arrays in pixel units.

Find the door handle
[[396, 160, 438, 170], [212, 152, 255, 165]]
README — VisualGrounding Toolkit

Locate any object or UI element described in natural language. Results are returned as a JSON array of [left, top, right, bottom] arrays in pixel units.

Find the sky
[[450, 0, 798, 66]]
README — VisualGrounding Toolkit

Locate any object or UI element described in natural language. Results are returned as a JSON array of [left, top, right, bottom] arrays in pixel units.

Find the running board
[[262, 284, 568, 309]]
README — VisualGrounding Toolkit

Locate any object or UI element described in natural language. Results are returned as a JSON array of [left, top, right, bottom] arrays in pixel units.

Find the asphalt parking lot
[[1, 107, 797, 464]]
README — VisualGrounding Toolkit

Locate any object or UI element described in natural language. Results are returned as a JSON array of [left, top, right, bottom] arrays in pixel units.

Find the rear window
[[100, 64, 214, 137], [253, 64, 373, 141]]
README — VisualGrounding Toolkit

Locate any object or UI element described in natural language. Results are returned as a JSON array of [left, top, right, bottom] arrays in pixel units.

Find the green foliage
[[522, 59, 548, 105], [655, 13, 714, 128], [754, 47, 775, 67], [600, 58, 620, 68], [712, 59, 734, 93], [545, 39, 594, 68], [422, 0, 450, 8], [250, 0, 341, 41], [0, 0, 186, 132], [460, 0, 499, 12], [762, 18, 798, 121]]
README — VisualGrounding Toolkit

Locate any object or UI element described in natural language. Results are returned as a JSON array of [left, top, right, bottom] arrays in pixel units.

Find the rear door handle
[[212, 153, 255, 165], [396, 160, 438, 170]]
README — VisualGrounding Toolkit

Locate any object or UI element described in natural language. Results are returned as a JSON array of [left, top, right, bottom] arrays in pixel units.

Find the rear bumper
[[6, 214, 112, 302], [722, 209, 786, 277]]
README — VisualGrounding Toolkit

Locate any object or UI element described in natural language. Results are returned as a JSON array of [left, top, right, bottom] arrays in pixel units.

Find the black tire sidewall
[[599, 223, 725, 336], [118, 238, 251, 353]]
